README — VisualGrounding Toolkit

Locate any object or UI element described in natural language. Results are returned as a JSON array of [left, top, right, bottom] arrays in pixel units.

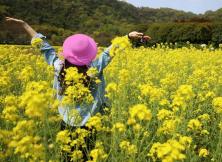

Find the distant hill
[[0, 0, 222, 46], [204, 8, 222, 21]]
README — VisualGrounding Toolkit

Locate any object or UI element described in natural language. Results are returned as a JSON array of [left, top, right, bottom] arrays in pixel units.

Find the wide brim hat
[[62, 34, 98, 66]]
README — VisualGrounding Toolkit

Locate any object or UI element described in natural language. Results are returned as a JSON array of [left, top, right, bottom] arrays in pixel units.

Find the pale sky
[[126, 0, 222, 14]]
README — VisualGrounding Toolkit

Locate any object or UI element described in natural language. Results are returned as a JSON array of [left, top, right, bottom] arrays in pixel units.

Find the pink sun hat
[[62, 34, 98, 66]]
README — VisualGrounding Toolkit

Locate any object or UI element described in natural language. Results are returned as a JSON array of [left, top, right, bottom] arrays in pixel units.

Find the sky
[[126, 0, 222, 14]]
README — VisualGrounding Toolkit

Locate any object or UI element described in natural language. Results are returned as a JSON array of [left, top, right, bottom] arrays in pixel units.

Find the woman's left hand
[[5, 17, 26, 26], [5, 17, 37, 38], [128, 31, 151, 41]]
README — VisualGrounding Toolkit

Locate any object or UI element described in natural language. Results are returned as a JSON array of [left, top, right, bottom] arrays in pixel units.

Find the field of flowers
[[0, 42, 222, 162]]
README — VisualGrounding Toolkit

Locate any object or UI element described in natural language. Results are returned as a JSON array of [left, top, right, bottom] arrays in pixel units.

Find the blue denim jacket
[[32, 33, 112, 126]]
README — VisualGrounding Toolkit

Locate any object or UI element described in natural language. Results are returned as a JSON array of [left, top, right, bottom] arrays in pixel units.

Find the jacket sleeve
[[91, 45, 112, 74], [31, 33, 59, 66], [91, 35, 132, 73]]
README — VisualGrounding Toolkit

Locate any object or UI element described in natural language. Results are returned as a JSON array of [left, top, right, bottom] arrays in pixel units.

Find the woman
[[5, 17, 151, 161]]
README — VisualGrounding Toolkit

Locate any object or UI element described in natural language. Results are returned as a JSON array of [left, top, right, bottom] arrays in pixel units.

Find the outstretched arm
[[92, 31, 151, 73], [5, 17, 59, 66], [5, 17, 37, 38]]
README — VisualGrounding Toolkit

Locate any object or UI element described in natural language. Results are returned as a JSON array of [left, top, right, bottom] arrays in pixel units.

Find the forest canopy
[[1, 0, 222, 46]]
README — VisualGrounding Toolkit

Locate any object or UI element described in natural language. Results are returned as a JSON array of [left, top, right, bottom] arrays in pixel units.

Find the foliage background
[[1, 0, 222, 46]]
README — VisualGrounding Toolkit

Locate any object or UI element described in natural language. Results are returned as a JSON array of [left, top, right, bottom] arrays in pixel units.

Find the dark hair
[[58, 59, 91, 95]]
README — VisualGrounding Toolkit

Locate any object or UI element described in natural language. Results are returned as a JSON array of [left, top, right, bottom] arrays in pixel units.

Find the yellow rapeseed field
[[0, 39, 222, 162]]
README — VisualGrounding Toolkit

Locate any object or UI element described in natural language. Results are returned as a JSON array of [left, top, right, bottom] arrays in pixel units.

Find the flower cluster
[[148, 136, 192, 162], [1, 37, 222, 161]]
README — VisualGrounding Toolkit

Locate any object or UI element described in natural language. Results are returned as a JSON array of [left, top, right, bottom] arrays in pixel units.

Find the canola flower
[[70, 150, 83, 162], [119, 140, 138, 155], [105, 82, 118, 99], [199, 148, 209, 158], [31, 37, 43, 48], [172, 85, 195, 111], [157, 118, 182, 135], [109, 36, 132, 57], [1, 40, 222, 161], [148, 138, 187, 162], [187, 119, 202, 131], [212, 97, 222, 114], [61, 67, 94, 106], [86, 113, 104, 131], [112, 122, 126, 133], [157, 109, 174, 121], [88, 141, 108, 162], [128, 104, 152, 122], [139, 84, 165, 103]]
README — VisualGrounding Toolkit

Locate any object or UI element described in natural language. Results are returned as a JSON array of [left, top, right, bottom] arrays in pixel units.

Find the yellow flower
[[143, 131, 150, 137], [70, 128, 90, 148], [157, 109, 173, 121], [12, 120, 35, 136], [65, 67, 83, 83], [112, 122, 126, 133], [148, 139, 186, 162], [199, 148, 209, 157], [179, 136, 192, 148], [157, 118, 181, 135], [2, 106, 19, 122], [18, 66, 34, 82], [56, 130, 71, 144], [128, 144, 138, 154], [110, 36, 131, 57], [0, 72, 11, 90], [175, 85, 195, 100], [105, 82, 118, 98], [118, 69, 130, 83], [70, 150, 83, 161], [4, 95, 18, 106], [133, 123, 142, 132], [159, 99, 170, 107], [201, 129, 210, 135], [119, 140, 137, 155], [212, 97, 222, 114], [89, 142, 108, 162], [31, 38, 43, 47], [106, 82, 117, 92], [197, 114, 210, 121], [172, 85, 195, 111], [3, 37, 222, 161], [187, 119, 202, 131], [19, 81, 55, 119], [129, 104, 152, 121], [86, 114, 103, 131], [63, 82, 93, 105], [139, 84, 164, 103], [127, 118, 136, 125], [205, 91, 215, 99], [8, 134, 45, 161], [87, 67, 98, 77]]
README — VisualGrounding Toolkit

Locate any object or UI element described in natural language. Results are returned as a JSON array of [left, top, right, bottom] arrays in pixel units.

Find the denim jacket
[[32, 33, 112, 126]]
